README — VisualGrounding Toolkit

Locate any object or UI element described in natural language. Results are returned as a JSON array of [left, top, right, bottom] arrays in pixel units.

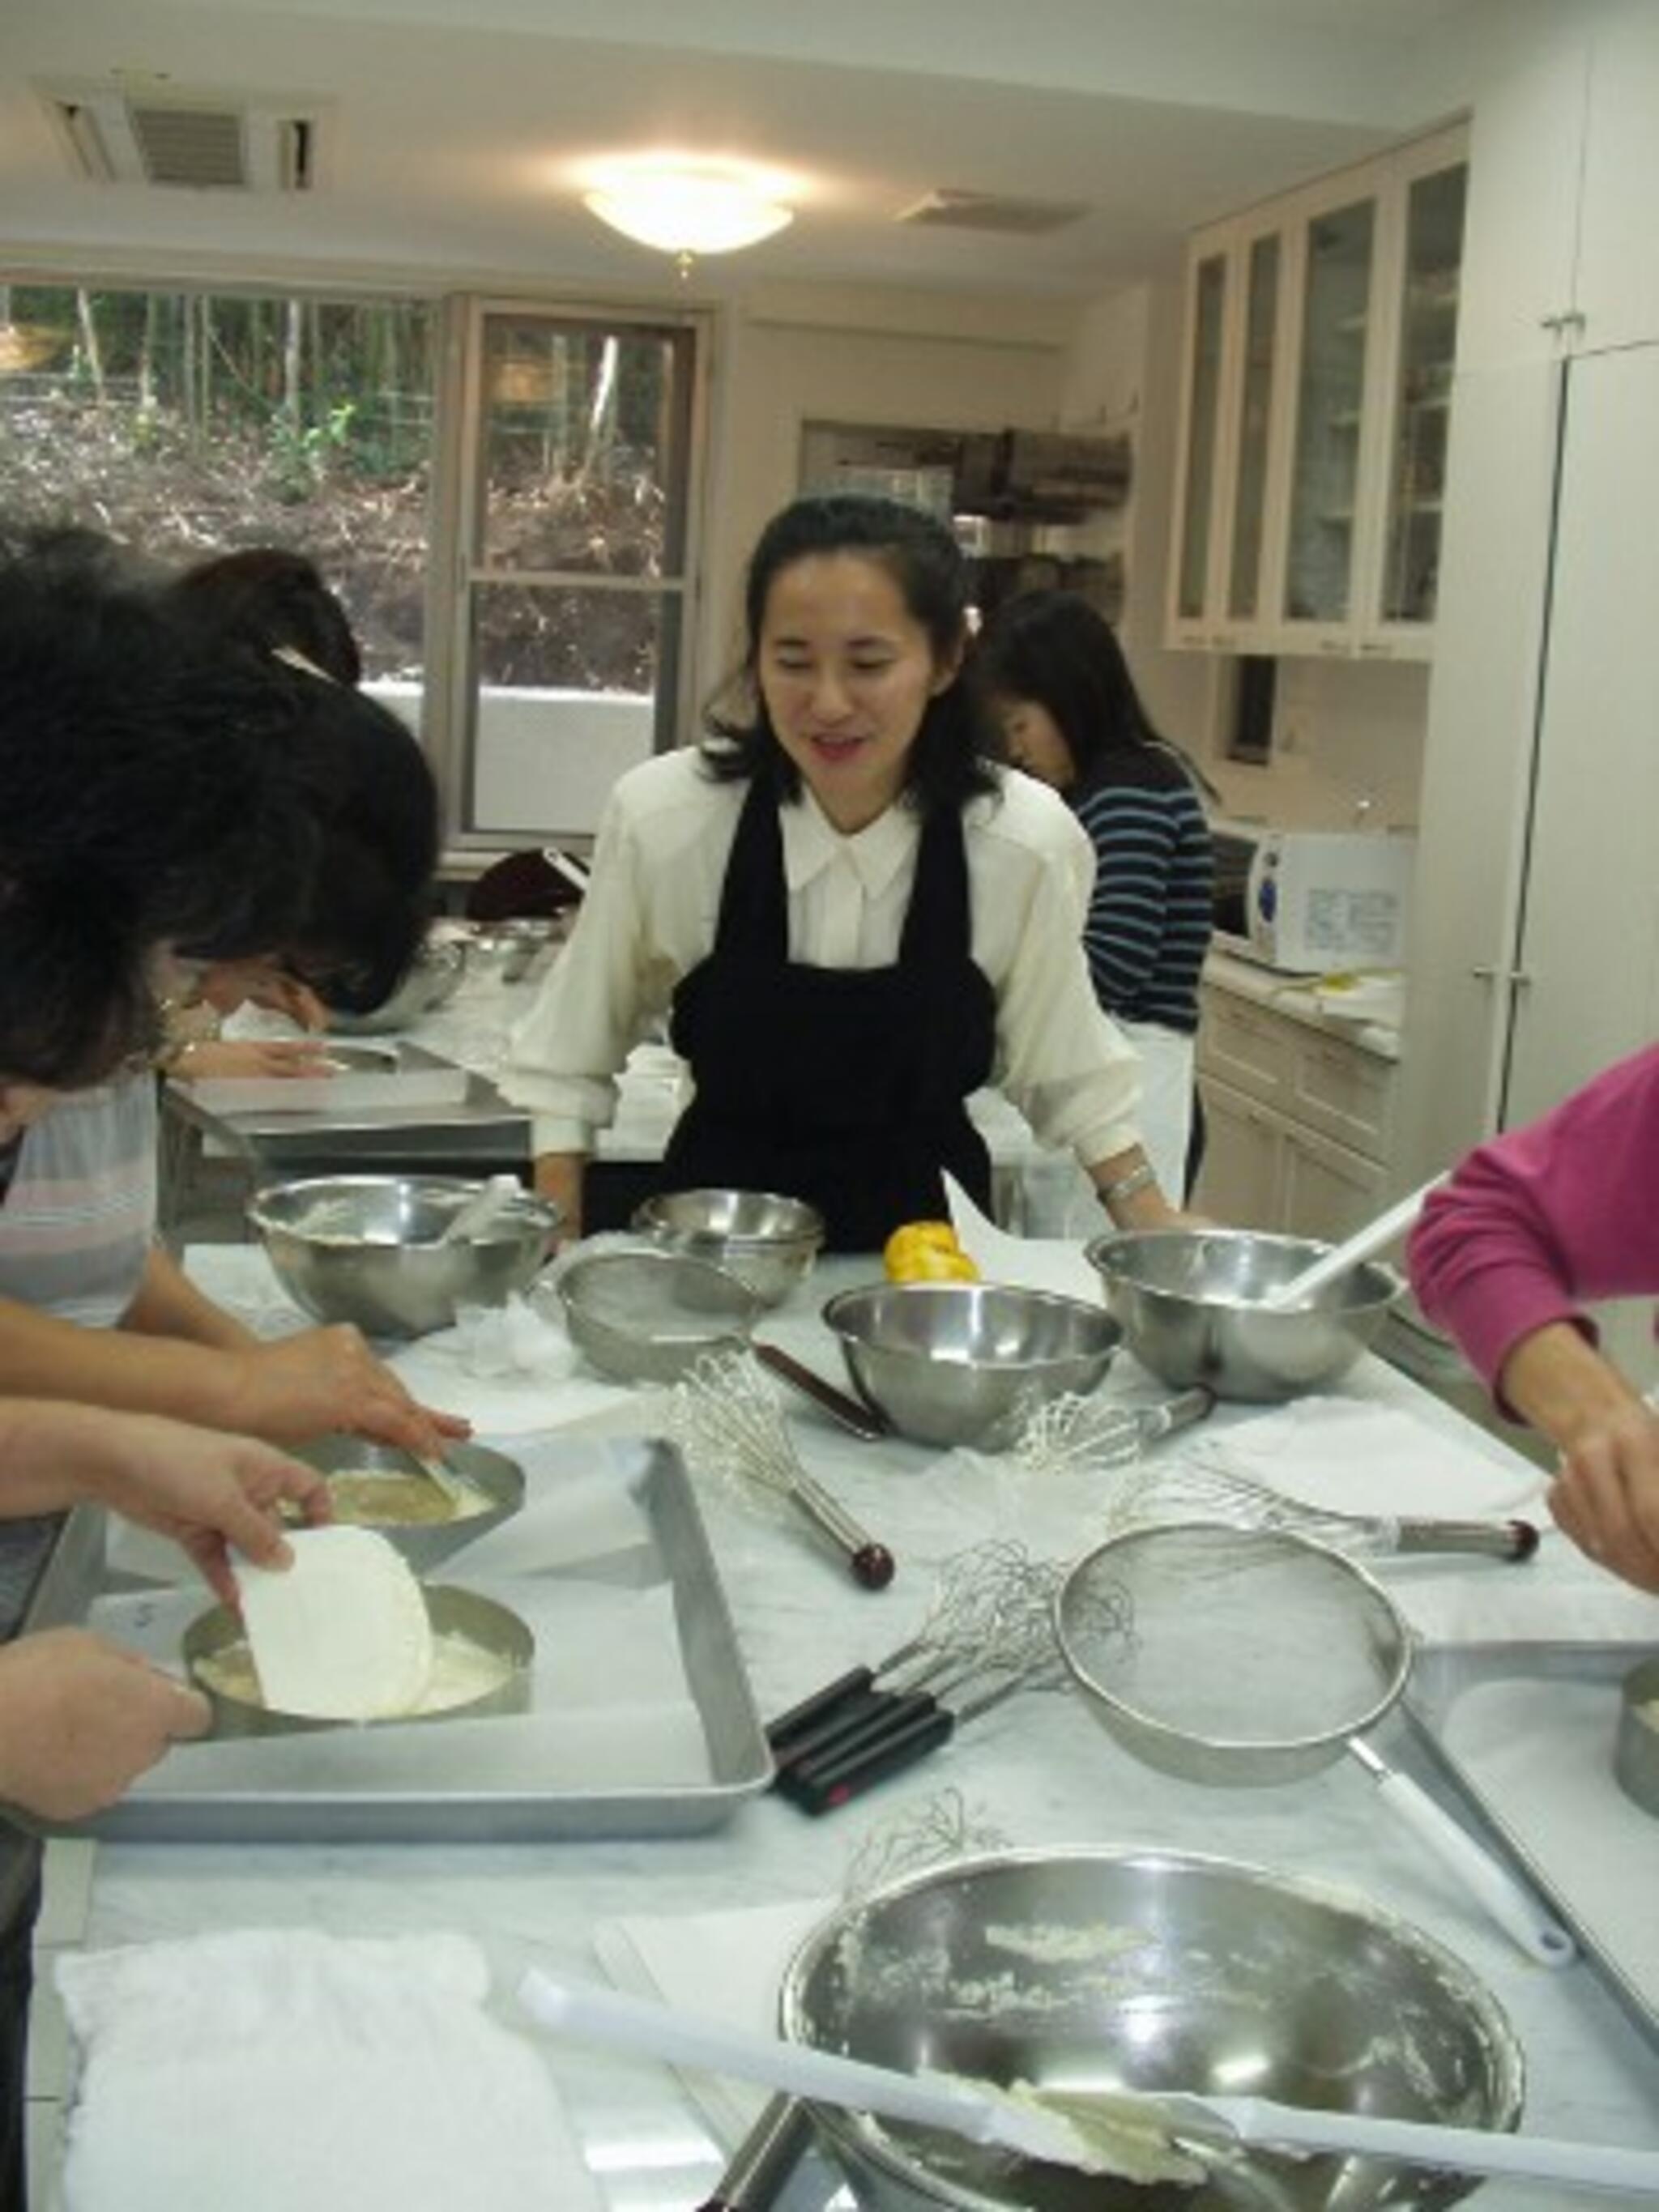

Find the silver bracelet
[[1099, 1161, 1158, 1208]]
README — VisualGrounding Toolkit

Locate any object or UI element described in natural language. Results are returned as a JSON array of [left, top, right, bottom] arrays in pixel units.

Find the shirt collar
[[781, 786, 918, 899]]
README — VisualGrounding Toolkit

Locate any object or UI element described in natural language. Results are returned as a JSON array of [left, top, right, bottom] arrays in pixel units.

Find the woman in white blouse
[[501, 494, 1183, 1251]]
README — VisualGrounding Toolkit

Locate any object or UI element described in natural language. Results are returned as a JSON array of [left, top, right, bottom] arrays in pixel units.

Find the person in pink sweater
[[1407, 1042, 1659, 1594]]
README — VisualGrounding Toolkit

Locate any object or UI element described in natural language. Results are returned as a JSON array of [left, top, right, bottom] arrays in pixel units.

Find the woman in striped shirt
[[979, 590, 1214, 1207]]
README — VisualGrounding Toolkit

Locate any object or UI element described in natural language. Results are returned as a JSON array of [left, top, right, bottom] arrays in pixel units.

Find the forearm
[[532, 1152, 588, 1241], [0, 1296, 247, 1430], [1086, 1144, 1181, 1230], [1496, 1320, 1644, 1452], [121, 1245, 258, 1353]]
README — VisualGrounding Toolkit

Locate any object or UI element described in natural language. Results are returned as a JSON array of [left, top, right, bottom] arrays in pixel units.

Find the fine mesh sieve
[[1056, 1520, 1412, 1785], [555, 1247, 761, 1384]]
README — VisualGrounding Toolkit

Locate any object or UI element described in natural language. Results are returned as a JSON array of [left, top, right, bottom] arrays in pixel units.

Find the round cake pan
[[1614, 1654, 1659, 1818], [184, 1583, 533, 1737], [289, 1434, 525, 1572]]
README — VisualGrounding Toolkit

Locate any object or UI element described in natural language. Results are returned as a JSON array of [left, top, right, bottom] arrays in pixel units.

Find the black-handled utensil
[[752, 1340, 890, 1440], [784, 1677, 1025, 1815]]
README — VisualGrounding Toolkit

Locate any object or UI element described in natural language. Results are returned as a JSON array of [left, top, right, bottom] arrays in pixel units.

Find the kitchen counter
[[23, 1254, 1659, 2210], [1205, 947, 1404, 1062]]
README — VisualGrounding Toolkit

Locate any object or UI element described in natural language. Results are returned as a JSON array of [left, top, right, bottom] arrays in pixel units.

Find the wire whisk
[[670, 1349, 896, 1588], [1151, 1448, 1541, 1562]]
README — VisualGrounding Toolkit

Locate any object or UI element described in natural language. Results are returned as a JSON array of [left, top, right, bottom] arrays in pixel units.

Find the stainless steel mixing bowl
[[630, 1187, 824, 1306], [246, 1173, 560, 1338], [555, 1246, 762, 1383], [328, 936, 468, 1034], [821, 1281, 1120, 1450], [288, 1434, 526, 1573], [1085, 1230, 1401, 1400], [184, 1583, 534, 1737], [779, 1845, 1525, 2212]]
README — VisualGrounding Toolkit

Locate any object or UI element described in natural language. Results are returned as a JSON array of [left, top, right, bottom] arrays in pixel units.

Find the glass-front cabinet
[[1165, 122, 1468, 661]]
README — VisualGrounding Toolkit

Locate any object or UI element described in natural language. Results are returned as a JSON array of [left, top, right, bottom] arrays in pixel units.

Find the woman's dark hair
[[271, 678, 441, 1013], [168, 547, 365, 687], [975, 588, 1188, 794], [701, 493, 999, 813], [0, 556, 322, 1085]]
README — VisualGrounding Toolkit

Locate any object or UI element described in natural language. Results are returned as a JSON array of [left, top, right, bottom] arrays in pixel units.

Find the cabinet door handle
[[1358, 641, 1394, 658], [1469, 964, 1496, 981]]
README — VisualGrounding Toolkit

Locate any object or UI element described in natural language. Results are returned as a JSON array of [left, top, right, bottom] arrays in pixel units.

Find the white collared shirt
[[499, 748, 1143, 1169]]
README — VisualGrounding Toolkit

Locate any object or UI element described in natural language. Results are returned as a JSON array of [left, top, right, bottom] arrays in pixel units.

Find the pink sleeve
[[1405, 1042, 1659, 1400]]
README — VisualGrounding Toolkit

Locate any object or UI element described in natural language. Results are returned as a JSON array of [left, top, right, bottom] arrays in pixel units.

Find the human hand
[[172, 1038, 336, 1081], [223, 1328, 470, 1463], [533, 1153, 584, 1245], [246, 974, 331, 1031], [0, 1630, 210, 1821], [1546, 1400, 1659, 1594], [83, 1411, 331, 1606]]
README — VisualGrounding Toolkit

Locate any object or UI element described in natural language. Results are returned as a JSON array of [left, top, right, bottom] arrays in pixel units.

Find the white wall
[[695, 283, 1074, 699]]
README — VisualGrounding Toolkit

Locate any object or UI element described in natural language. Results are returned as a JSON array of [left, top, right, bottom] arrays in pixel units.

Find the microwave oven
[[1220, 829, 1416, 974]]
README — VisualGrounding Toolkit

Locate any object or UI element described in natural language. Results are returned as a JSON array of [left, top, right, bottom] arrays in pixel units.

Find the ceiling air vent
[[895, 189, 1089, 237], [39, 79, 325, 192]]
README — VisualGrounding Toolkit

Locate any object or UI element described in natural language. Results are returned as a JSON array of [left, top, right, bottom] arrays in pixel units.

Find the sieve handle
[[1391, 1516, 1541, 1562], [1350, 1743, 1576, 1965], [693, 2094, 817, 2212]]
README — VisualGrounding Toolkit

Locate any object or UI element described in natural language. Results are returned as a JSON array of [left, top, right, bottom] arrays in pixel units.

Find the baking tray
[[1405, 1639, 1659, 2053], [24, 1439, 774, 1846]]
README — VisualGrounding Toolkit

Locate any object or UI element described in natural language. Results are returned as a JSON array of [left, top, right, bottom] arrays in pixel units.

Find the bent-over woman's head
[[703, 493, 998, 816], [976, 587, 1166, 790]]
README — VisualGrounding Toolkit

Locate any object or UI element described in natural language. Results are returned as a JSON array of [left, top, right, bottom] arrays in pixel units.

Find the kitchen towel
[[591, 1898, 829, 2148], [56, 1928, 603, 2212]]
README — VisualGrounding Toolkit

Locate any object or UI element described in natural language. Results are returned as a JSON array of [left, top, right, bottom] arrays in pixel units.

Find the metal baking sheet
[[1405, 1639, 1659, 2053], [24, 1440, 774, 1845]]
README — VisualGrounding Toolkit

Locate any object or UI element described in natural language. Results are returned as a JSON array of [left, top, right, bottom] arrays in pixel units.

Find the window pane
[[478, 319, 689, 575], [1176, 254, 1227, 620], [0, 285, 434, 681], [466, 582, 680, 838], [1283, 198, 1374, 624], [1380, 162, 1466, 625]]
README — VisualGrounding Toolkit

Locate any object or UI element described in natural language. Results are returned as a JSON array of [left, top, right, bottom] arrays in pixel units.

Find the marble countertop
[[1204, 949, 1405, 1063], [28, 1253, 1659, 2210]]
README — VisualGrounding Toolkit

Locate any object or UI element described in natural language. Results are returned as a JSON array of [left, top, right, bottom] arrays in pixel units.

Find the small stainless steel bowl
[[288, 1434, 525, 1574], [821, 1280, 1120, 1450], [555, 1247, 761, 1384], [779, 1844, 1525, 2212], [1614, 1655, 1659, 1818], [1086, 1228, 1401, 1401], [184, 1584, 534, 1737], [329, 936, 468, 1034], [1056, 1521, 1414, 1785], [631, 1188, 824, 1307], [246, 1173, 560, 1339]]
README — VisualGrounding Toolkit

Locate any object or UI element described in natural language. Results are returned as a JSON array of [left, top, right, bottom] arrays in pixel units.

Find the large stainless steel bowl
[[780, 1846, 1525, 2212], [246, 1173, 560, 1339], [630, 1187, 824, 1307], [1085, 1230, 1400, 1401], [329, 936, 468, 1034], [288, 1434, 526, 1574], [822, 1281, 1120, 1450]]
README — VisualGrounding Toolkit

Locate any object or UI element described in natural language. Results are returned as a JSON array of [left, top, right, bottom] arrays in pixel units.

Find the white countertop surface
[[1204, 948, 1405, 1062], [29, 1251, 1659, 2210]]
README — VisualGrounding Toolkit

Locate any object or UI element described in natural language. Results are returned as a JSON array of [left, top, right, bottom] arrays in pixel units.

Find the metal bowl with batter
[[779, 1845, 1523, 2212]]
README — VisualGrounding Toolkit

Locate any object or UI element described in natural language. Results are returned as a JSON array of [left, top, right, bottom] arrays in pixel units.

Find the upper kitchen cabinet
[[1571, 6, 1659, 353], [1166, 125, 1469, 662]]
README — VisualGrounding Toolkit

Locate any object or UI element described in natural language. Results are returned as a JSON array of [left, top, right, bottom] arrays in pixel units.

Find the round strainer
[[1056, 1520, 1413, 1785], [555, 1246, 762, 1384]]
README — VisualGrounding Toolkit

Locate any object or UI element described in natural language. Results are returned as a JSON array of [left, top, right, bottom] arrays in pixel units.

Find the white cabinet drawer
[[1196, 989, 1294, 1107], [1288, 1030, 1397, 1161], [1193, 1076, 1285, 1229], [1280, 1122, 1391, 1241]]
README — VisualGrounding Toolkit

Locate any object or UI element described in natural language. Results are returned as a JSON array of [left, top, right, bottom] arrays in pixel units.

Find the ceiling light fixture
[[582, 156, 794, 269]]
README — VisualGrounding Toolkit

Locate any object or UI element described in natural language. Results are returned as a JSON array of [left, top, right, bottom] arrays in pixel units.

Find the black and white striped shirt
[[1071, 752, 1213, 1036]]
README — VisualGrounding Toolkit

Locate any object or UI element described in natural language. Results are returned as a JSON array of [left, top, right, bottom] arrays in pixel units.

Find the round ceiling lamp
[[582, 157, 795, 265]]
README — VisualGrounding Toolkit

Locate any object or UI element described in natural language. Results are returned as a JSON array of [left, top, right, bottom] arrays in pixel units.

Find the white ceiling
[[0, 0, 1494, 299]]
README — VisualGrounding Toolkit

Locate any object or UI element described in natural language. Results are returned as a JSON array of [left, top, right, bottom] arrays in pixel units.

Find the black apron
[[660, 776, 997, 1252]]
